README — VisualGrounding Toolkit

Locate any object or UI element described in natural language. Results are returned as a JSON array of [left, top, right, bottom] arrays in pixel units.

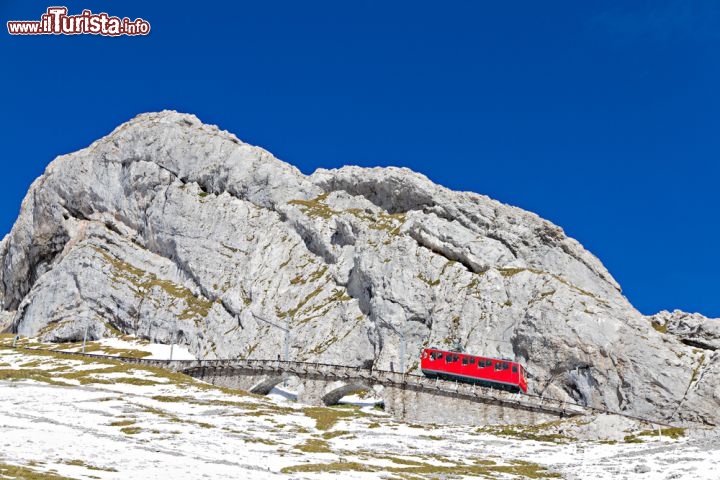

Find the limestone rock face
[[644, 310, 720, 425], [0, 312, 11, 334], [649, 310, 720, 351], [0, 111, 717, 425]]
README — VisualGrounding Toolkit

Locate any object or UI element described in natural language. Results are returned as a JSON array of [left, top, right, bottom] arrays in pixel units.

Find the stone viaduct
[[118, 357, 588, 426]]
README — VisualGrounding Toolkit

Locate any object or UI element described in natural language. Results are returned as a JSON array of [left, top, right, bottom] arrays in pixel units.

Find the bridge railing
[[16, 346, 680, 423], [170, 357, 587, 417]]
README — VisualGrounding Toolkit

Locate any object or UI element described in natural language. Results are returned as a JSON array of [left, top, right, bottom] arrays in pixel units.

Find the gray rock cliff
[[1, 111, 717, 425], [649, 310, 720, 351]]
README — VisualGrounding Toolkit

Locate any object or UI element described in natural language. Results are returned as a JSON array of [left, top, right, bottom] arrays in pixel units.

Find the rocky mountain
[[1, 111, 717, 425]]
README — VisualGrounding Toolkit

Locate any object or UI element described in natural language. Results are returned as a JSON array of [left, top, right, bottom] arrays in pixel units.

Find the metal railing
[[11, 346, 692, 427], [14, 346, 586, 417]]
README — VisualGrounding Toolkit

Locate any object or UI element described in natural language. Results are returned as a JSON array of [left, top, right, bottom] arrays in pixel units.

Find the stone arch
[[321, 382, 373, 406], [249, 374, 291, 395]]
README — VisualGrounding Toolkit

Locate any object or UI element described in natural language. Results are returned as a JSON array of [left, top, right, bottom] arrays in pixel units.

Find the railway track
[[12, 348, 588, 418], [175, 358, 589, 418], [10, 346, 690, 428]]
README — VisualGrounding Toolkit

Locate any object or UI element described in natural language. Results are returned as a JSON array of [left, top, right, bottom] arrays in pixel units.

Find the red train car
[[420, 347, 528, 393]]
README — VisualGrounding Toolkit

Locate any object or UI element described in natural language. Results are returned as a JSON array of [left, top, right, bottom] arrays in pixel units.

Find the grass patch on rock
[[621, 425, 685, 444], [0, 463, 74, 480], [476, 421, 574, 444], [93, 245, 214, 321], [150, 395, 289, 417], [0, 368, 68, 386], [303, 405, 366, 431], [651, 322, 668, 334], [109, 419, 136, 427], [6, 347, 253, 396], [281, 459, 559, 478], [120, 426, 143, 435], [281, 461, 374, 474], [637, 427, 685, 440], [295, 438, 332, 453], [288, 193, 337, 219], [321, 430, 350, 440], [62, 459, 118, 472]]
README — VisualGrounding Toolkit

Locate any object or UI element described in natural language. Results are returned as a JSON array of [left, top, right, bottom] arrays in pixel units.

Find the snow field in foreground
[[1, 339, 718, 479]]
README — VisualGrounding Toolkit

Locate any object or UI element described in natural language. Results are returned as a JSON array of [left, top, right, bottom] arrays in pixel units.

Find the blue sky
[[1, 1, 718, 317]]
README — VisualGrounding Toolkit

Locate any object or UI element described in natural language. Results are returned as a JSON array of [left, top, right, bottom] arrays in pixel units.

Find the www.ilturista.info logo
[[7, 7, 150, 36]]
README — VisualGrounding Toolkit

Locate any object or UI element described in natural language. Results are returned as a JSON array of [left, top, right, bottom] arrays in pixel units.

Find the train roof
[[423, 347, 522, 366]]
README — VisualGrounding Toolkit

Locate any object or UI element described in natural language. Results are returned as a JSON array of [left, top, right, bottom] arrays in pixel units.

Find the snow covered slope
[[1, 338, 718, 479]]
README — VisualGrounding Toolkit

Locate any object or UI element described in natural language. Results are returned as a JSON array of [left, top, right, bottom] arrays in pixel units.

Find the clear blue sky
[[1, 1, 718, 317]]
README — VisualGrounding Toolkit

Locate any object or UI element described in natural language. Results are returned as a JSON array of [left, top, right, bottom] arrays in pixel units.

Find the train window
[[469, 358, 475, 365], [453, 355, 459, 362], [445, 355, 453, 363], [494, 362, 501, 371], [503, 362, 509, 370], [512, 366, 518, 373], [461, 357, 468, 366]]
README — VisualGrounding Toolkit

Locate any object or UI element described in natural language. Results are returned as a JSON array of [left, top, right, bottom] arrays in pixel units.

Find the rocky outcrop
[[644, 310, 720, 425], [0, 311, 11, 333], [649, 310, 720, 351], [0, 111, 716, 425]]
